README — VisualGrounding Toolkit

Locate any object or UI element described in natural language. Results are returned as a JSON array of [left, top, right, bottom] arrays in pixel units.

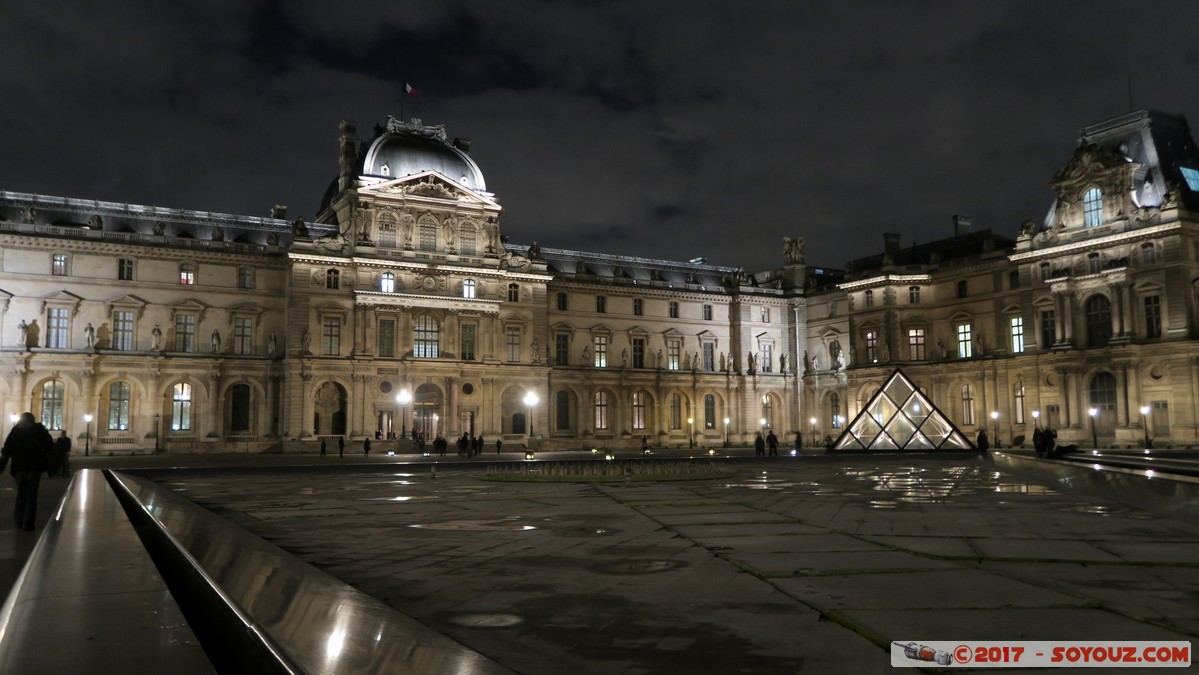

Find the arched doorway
[[1088, 371, 1117, 434], [313, 381, 347, 436], [413, 383, 443, 439]]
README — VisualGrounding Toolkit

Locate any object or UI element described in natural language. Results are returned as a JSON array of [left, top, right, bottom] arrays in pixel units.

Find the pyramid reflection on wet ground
[[832, 368, 974, 451]]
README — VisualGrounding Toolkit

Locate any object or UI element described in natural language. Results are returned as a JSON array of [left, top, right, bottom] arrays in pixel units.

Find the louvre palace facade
[[2, 109, 1198, 453]]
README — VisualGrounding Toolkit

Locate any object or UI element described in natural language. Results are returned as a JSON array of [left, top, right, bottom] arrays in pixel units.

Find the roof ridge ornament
[[385, 116, 448, 142]]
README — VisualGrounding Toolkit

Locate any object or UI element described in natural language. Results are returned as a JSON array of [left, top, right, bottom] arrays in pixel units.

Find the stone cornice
[[1009, 221, 1184, 262]]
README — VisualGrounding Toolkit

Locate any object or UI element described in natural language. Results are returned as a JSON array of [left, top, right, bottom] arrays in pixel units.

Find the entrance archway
[[413, 383, 443, 439], [313, 381, 347, 436]]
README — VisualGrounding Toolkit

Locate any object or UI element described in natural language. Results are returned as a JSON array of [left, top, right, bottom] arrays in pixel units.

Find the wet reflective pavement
[[103, 452, 1193, 674]]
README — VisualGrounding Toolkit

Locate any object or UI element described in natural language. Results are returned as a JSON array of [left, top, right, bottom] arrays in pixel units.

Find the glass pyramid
[[832, 368, 975, 452]]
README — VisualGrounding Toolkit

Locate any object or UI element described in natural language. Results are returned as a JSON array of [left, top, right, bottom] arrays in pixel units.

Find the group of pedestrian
[[1032, 427, 1058, 458], [753, 430, 781, 456], [456, 433, 487, 457]]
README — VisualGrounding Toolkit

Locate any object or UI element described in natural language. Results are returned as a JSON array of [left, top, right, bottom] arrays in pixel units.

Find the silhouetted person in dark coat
[[976, 428, 989, 452], [338, 436, 345, 458], [754, 432, 766, 456], [766, 431, 779, 456], [1, 412, 55, 530], [363, 438, 371, 457]]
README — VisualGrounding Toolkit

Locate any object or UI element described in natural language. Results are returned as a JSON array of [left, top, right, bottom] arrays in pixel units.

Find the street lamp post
[[1089, 407, 1099, 449], [1140, 405, 1151, 448], [523, 391, 538, 440], [809, 417, 817, 446], [723, 417, 730, 448], [991, 411, 999, 448], [1031, 409, 1040, 430], [154, 413, 160, 455], [83, 413, 93, 457], [396, 390, 411, 440], [687, 417, 694, 449]]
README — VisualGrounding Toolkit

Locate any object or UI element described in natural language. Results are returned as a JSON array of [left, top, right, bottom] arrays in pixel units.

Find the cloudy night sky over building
[[3, 1, 1199, 270]]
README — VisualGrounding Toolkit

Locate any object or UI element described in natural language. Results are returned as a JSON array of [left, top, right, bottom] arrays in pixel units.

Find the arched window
[[1089, 372, 1117, 432], [108, 381, 130, 431], [230, 384, 251, 432], [459, 224, 476, 256], [594, 391, 609, 430], [325, 269, 340, 289], [1085, 294, 1112, 347], [555, 390, 571, 430], [1083, 187, 1103, 227], [632, 391, 646, 430], [381, 272, 395, 293], [419, 218, 437, 251], [463, 279, 476, 299], [413, 315, 440, 358], [508, 283, 520, 302], [830, 393, 841, 428], [171, 383, 192, 431], [41, 380, 64, 431], [762, 394, 773, 428], [704, 394, 716, 429], [960, 384, 976, 426], [377, 213, 397, 248]]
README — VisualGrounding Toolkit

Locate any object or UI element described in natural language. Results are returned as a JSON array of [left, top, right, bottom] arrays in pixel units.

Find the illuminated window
[[413, 315, 439, 358], [632, 392, 646, 430], [594, 391, 609, 430], [380, 272, 395, 293], [1083, 187, 1103, 227], [760, 342, 772, 373], [233, 317, 253, 355], [180, 263, 196, 285], [41, 380, 64, 430], [957, 323, 973, 358], [113, 310, 134, 351], [961, 384, 976, 425], [462, 278, 475, 298], [1182, 166, 1199, 191], [1010, 317, 1024, 354], [108, 381, 130, 431], [593, 335, 607, 367], [172, 383, 192, 431], [47, 308, 69, 349], [704, 394, 716, 429], [866, 331, 878, 362], [830, 394, 841, 428], [668, 339, 680, 370], [908, 328, 925, 361]]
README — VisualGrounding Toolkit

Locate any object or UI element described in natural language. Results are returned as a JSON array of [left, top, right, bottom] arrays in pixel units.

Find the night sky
[[3, 2, 1199, 272]]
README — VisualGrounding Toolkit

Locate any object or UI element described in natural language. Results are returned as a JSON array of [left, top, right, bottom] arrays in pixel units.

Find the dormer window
[[380, 164, 390, 176], [1083, 187, 1103, 227], [1181, 166, 1199, 191]]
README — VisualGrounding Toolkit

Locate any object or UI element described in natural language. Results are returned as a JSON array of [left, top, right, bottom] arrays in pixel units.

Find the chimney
[[338, 120, 358, 192], [953, 214, 972, 237], [453, 137, 472, 154], [882, 232, 901, 263], [271, 204, 287, 220]]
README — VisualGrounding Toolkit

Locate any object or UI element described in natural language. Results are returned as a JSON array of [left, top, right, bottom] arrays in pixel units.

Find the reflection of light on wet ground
[[993, 484, 1057, 494], [410, 518, 537, 532], [448, 613, 524, 628]]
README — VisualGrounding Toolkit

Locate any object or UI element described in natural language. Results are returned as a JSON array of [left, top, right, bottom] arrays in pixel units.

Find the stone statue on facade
[[582, 344, 590, 366], [84, 323, 95, 348], [151, 324, 162, 351], [17, 320, 28, 349], [719, 352, 726, 372], [211, 329, 221, 353], [657, 349, 664, 369], [291, 218, 309, 239], [683, 351, 691, 370], [692, 351, 699, 372], [268, 331, 277, 355], [621, 348, 628, 367], [747, 351, 756, 374], [302, 330, 312, 354], [803, 350, 810, 373], [783, 236, 805, 264], [779, 353, 787, 372], [531, 339, 540, 363]]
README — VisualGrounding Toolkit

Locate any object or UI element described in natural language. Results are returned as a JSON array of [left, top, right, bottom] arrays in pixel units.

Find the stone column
[[208, 373, 222, 439], [448, 376, 459, 437]]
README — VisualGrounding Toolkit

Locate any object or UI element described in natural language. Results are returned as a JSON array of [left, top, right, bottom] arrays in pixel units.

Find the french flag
[[404, 82, 416, 96]]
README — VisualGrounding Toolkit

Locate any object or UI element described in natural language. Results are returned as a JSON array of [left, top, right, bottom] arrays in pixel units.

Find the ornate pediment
[[363, 172, 496, 206], [1052, 143, 1129, 184]]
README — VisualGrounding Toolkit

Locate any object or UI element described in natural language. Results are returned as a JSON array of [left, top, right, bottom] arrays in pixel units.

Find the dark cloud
[[3, 1, 1199, 270]]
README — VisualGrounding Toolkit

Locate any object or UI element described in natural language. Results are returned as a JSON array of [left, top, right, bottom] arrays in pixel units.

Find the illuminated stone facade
[[1, 109, 1197, 452]]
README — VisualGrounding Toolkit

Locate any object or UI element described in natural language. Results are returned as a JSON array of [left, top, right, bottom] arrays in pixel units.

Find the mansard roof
[[508, 244, 739, 291], [843, 229, 1015, 279], [0, 191, 331, 249]]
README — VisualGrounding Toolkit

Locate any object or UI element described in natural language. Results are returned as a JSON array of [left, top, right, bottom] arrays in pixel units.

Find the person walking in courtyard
[[641, 435, 650, 454], [766, 430, 779, 456], [476, 435, 485, 456], [1032, 428, 1045, 458], [363, 437, 371, 457], [794, 432, 803, 455], [320, 439, 326, 457], [338, 435, 345, 458], [1, 412, 55, 531], [976, 428, 989, 453], [54, 430, 72, 477], [496, 438, 503, 454], [754, 432, 766, 456]]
